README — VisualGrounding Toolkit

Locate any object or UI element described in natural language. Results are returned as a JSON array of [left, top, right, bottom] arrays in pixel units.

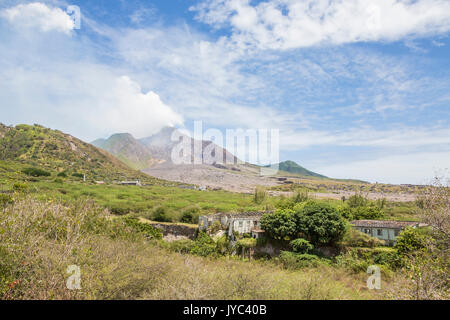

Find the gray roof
[[351, 220, 420, 229]]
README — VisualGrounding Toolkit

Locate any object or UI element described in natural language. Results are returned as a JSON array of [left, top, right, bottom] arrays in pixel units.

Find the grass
[[1, 196, 394, 300]]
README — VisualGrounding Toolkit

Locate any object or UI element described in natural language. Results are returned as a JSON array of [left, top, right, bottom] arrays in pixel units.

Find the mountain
[[274, 160, 327, 178], [0, 123, 158, 182], [92, 133, 161, 170], [93, 127, 240, 169]]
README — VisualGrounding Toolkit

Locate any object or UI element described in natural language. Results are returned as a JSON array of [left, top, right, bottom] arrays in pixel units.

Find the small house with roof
[[351, 220, 422, 246], [198, 211, 271, 240]]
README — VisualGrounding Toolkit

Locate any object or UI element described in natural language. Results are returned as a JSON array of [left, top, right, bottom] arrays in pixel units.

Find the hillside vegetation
[[0, 124, 161, 183]]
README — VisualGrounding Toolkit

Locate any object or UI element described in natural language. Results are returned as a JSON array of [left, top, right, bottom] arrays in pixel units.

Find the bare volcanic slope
[[92, 133, 161, 170]]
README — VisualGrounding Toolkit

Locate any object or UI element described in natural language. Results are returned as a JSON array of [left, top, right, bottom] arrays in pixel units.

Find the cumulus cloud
[[0, 2, 75, 34], [191, 0, 450, 49], [91, 76, 183, 139]]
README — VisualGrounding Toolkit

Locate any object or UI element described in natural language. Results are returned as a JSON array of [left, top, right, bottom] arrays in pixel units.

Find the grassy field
[[1, 196, 402, 300]]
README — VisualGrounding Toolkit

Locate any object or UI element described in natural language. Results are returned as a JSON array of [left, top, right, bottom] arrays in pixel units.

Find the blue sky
[[0, 0, 449, 184]]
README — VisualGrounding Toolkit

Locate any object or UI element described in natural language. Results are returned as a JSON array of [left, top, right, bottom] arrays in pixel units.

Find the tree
[[347, 193, 368, 208], [294, 201, 347, 246], [290, 238, 313, 254], [260, 209, 297, 241], [395, 227, 429, 255]]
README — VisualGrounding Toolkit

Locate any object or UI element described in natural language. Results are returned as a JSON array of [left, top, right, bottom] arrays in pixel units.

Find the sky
[[0, 0, 449, 184]]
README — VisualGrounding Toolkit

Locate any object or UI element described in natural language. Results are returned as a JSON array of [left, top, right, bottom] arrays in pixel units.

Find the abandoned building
[[198, 211, 271, 240], [351, 220, 423, 246]]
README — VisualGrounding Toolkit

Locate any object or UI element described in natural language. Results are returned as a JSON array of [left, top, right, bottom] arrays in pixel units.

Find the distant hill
[[272, 160, 327, 178], [92, 133, 161, 170], [0, 123, 158, 182], [93, 126, 240, 169]]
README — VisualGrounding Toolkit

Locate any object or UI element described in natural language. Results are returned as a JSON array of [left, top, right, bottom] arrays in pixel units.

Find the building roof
[[251, 228, 265, 233], [351, 220, 420, 229]]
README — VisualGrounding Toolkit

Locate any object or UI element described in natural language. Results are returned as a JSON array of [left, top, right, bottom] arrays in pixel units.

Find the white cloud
[[192, 0, 450, 49], [315, 150, 450, 184], [90, 76, 183, 139], [0, 2, 74, 34]]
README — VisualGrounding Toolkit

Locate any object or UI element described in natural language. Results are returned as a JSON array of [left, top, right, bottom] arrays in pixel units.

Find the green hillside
[[0, 123, 160, 183], [273, 160, 327, 178]]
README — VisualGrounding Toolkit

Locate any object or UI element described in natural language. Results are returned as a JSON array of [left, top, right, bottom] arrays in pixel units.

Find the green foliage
[[292, 190, 309, 203], [72, 173, 84, 179], [294, 201, 347, 246], [347, 194, 368, 208], [278, 251, 323, 269], [335, 247, 401, 273], [22, 167, 51, 177], [395, 227, 429, 255], [12, 182, 28, 193], [56, 171, 67, 177], [351, 205, 384, 220], [260, 209, 297, 240], [109, 204, 132, 215], [0, 194, 14, 207], [253, 187, 267, 204], [290, 238, 314, 254], [190, 232, 220, 257], [180, 206, 200, 223], [152, 207, 171, 222], [122, 217, 162, 240], [341, 228, 384, 248], [237, 238, 257, 249]]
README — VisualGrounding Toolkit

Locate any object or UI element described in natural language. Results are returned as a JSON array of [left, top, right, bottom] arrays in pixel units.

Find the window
[[394, 229, 400, 236], [377, 229, 382, 236], [239, 221, 243, 227], [364, 228, 371, 234]]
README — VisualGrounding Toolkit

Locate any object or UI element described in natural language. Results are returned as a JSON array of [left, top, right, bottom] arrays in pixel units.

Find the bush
[[260, 209, 297, 240], [72, 173, 84, 179], [22, 167, 51, 177], [279, 251, 322, 269], [12, 182, 28, 193], [56, 171, 67, 177], [122, 217, 163, 240], [152, 207, 171, 222], [292, 190, 309, 203], [110, 204, 131, 215], [0, 194, 14, 207], [341, 228, 384, 248], [294, 201, 347, 246], [180, 206, 200, 224], [352, 205, 384, 220], [254, 187, 267, 204], [395, 227, 429, 256], [290, 238, 313, 253], [347, 194, 368, 208], [190, 232, 220, 257]]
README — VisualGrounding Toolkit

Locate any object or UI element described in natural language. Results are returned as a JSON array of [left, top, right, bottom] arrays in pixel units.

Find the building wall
[[355, 226, 399, 245]]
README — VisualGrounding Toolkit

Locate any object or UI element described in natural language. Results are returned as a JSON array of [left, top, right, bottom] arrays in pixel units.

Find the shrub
[[254, 187, 267, 204], [279, 251, 322, 269], [180, 206, 200, 224], [12, 182, 28, 193], [294, 201, 347, 246], [351, 205, 384, 220], [290, 238, 314, 253], [395, 227, 429, 256], [260, 209, 296, 241], [152, 207, 171, 222], [56, 171, 67, 177], [341, 228, 384, 248], [347, 194, 368, 208], [22, 167, 51, 177], [0, 194, 14, 207], [190, 232, 219, 257], [110, 204, 131, 215], [292, 190, 309, 203], [72, 173, 84, 179], [122, 217, 162, 240]]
